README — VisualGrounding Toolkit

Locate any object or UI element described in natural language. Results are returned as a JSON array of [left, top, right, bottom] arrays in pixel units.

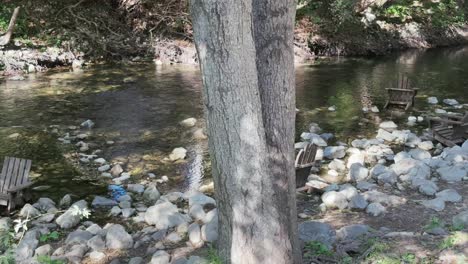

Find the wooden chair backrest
[[295, 143, 318, 169], [394, 74, 412, 90], [0, 157, 32, 194]]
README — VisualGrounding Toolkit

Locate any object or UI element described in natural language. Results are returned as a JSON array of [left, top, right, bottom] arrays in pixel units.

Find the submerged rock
[[427, 97, 438, 104]]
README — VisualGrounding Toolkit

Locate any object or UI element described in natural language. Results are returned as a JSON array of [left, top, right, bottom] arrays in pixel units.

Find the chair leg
[[7, 194, 15, 213]]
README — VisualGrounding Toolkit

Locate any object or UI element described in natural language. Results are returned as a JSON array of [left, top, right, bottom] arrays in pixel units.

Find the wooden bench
[[0, 157, 32, 212], [295, 143, 318, 188], [384, 74, 419, 111], [429, 112, 468, 147]]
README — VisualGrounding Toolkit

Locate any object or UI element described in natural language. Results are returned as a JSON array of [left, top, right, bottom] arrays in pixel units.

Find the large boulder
[[323, 146, 346, 159], [15, 230, 39, 262], [143, 184, 161, 203], [298, 221, 336, 249], [105, 224, 134, 249], [435, 189, 462, 203], [452, 210, 468, 227], [56, 200, 88, 229], [145, 201, 189, 229], [336, 224, 370, 241]]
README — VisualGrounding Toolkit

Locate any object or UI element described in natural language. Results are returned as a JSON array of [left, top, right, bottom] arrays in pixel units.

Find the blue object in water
[[108, 185, 127, 201]]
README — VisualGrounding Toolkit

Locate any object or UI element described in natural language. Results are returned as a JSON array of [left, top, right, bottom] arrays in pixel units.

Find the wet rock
[[169, 147, 187, 161], [150, 250, 170, 264], [452, 210, 468, 227], [110, 164, 124, 177], [180, 118, 197, 127], [421, 198, 445, 211], [106, 224, 133, 249], [92, 196, 118, 208], [366, 203, 386, 216], [443, 99, 459, 106], [81, 119, 95, 128], [323, 146, 346, 159], [145, 201, 189, 229], [435, 189, 462, 203], [322, 191, 348, 210], [437, 166, 466, 182], [379, 121, 398, 132], [298, 221, 336, 249], [427, 97, 438, 104], [56, 200, 88, 229], [337, 224, 370, 240]]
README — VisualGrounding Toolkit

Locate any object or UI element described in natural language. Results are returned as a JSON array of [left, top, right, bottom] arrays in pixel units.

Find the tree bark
[[0, 7, 20, 46], [190, 0, 300, 263]]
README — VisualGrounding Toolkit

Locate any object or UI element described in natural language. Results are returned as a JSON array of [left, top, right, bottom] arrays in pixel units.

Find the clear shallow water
[[1, 47, 467, 200]]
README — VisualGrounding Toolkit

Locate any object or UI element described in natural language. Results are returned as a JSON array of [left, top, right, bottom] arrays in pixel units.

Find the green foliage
[[384, 4, 411, 21], [0, 230, 16, 264], [401, 253, 417, 264], [39, 231, 60, 243], [207, 245, 223, 264], [449, 223, 465, 232], [304, 241, 333, 257], [424, 216, 443, 231], [438, 235, 456, 250], [37, 255, 65, 264]]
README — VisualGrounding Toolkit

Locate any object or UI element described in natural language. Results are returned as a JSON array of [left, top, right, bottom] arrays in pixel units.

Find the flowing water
[[1, 47, 467, 201]]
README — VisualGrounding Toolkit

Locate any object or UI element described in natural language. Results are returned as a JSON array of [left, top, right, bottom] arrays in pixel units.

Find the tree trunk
[[190, 0, 300, 263], [0, 7, 20, 46]]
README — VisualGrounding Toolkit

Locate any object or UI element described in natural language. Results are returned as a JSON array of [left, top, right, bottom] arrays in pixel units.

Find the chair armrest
[[428, 117, 462, 126], [7, 182, 33, 193]]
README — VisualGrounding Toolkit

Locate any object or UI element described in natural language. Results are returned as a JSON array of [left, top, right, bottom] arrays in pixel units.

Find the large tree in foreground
[[190, 0, 300, 263]]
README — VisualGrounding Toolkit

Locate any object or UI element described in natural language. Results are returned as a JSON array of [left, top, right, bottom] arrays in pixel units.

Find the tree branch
[[0, 7, 21, 46]]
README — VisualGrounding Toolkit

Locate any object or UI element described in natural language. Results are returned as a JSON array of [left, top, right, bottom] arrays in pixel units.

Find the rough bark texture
[[0, 7, 20, 46], [190, 0, 299, 263]]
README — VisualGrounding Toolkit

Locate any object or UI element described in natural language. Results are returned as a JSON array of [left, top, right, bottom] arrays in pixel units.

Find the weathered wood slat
[[3, 157, 15, 195], [17, 159, 27, 185], [0, 157, 33, 211], [0, 157, 9, 193], [10, 158, 21, 190]]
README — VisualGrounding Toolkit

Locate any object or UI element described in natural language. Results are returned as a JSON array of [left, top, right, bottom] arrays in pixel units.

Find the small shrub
[[39, 231, 60, 243], [304, 240, 333, 257]]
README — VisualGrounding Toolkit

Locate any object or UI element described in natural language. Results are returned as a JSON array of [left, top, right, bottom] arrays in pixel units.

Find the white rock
[[347, 152, 365, 169], [437, 166, 466, 182], [145, 201, 189, 229], [370, 106, 379, 113], [376, 129, 396, 142], [150, 250, 170, 264], [81, 119, 95, 128], [188, 223, 203, 247], [169, 147, 187, 161], [328, 159, 346, 172], [435, 109, 447, 114], [418, 141, 434, 151], [427, 97, 438, 104], [98, 165, 110, 172], [328, 105, 336, 111], [322, 191, 348, 210], [409, 148, 431, 161], [301, 133, 327, 147], [180, 118, 197, 127], [94, 158, 106, 165], [443, 99, 459, 106], [379, 121, 398, 132], [349, 164, 369, 182]]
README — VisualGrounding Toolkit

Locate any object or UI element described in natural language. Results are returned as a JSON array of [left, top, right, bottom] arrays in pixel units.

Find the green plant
[[401, 252, 417, 264], [39, 231, 60, 243], [438, 236, 456, 250], [424, 216, 443, 231], [304, 241, 333, 257], [37, 255, 65, 264], [207, 245, 223, 264], [449, 223, 465, 232]]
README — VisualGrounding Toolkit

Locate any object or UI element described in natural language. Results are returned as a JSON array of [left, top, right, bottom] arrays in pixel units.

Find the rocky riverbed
[[0, 95, 467, 263]]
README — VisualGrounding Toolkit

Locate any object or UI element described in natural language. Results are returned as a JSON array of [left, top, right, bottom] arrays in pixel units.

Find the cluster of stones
[[5, 187, 217, 263], [298, 97, 467, 217]]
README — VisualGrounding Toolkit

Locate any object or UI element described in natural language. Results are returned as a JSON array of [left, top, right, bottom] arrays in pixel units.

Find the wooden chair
[[428, 112, 468, 147], [0, 157, 32, 212], [384, 74, 419, 110], [295, 143, 318, 188]]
